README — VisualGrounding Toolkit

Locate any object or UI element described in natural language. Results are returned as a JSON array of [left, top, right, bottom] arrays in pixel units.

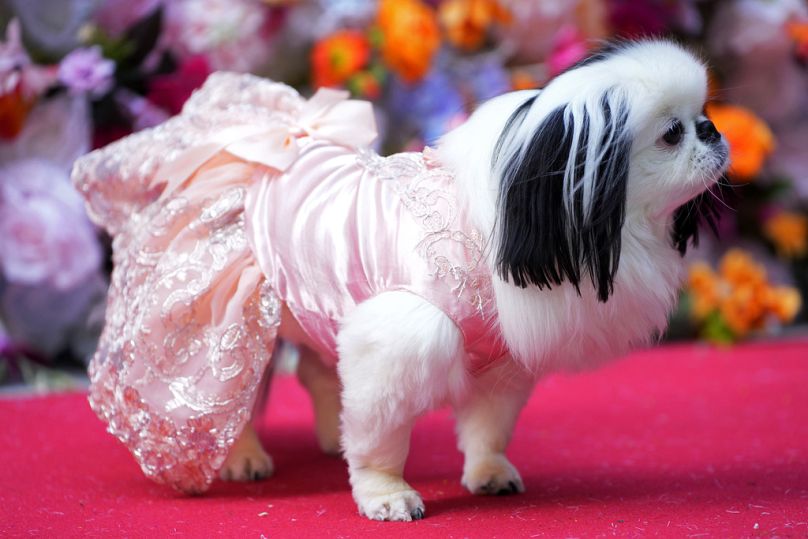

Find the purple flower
[[389, 70, 465, 144], [0, 159, 101, 290], [452, 52, 510, 102], [1, 271, 107, 359], [58, 46, 115, 97]]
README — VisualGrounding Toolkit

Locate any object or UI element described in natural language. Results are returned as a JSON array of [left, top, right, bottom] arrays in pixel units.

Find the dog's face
[[493, 41, 729, 302]]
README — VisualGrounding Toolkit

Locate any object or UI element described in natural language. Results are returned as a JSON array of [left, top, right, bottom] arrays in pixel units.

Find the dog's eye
[[662, 119, 684, 145]]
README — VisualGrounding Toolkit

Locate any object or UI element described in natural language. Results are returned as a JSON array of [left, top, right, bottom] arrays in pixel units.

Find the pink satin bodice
[[248, 141, 506, 369], [72, 73, 506, 493]]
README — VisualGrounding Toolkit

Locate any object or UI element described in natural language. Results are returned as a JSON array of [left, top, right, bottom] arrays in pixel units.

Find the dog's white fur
[[222, 41, 729, 521]]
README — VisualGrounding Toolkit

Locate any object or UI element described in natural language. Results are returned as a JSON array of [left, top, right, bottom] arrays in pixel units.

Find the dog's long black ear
[[494, 90, 631, 302], [671, 185, 722, 255]]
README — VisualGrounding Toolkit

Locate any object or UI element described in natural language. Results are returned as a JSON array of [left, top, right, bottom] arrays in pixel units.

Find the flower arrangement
[[1, 0, 807, 387]]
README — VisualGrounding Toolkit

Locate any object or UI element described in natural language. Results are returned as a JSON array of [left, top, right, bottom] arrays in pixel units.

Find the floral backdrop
[[0, 0, 806, 388]]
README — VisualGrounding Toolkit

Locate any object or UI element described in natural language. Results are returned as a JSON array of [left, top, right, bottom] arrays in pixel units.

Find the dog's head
[[490, 41, 728, 302]]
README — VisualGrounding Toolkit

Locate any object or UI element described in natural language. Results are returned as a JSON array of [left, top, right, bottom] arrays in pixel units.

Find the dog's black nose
[[696, 119, 720, 144]]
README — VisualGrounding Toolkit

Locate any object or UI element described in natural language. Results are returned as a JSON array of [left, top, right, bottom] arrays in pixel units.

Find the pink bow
[[154, 88, 377, 198]]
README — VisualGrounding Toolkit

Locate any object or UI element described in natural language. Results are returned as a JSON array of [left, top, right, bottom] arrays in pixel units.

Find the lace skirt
[[72, 74, 298, 492]]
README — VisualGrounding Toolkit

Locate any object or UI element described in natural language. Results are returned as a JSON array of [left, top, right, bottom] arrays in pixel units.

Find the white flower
[[0, 159, 101, 290]]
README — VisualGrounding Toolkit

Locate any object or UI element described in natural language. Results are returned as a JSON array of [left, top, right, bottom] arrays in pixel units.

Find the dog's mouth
[[713, 138, 731, 175]]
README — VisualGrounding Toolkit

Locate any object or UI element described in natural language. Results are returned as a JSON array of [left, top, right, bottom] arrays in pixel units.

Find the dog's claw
[[220, 439, 274, 482], [462, 454, 525, 496], [496, 480, 520, 495], [410, 507, 425, 520]]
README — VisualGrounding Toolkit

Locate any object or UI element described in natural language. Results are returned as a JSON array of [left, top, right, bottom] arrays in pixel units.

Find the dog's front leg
[[337, 291, 465, 521], [454, 360, 535, 495]]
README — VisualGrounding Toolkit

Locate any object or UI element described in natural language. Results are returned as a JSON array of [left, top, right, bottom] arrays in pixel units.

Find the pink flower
[[146, 55, 210, 115], [547, 26, 588, 77], [58, 46, 115, 97], [0, 159, 101, 290], [163, 0, 277, 72]]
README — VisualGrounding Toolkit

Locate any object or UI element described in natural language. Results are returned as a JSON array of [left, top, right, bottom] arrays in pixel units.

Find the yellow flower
[[706, 103, 775, 181], [764, 211, 808, 258], [377, 0, 441, 83], [438, 0, 511, 52]]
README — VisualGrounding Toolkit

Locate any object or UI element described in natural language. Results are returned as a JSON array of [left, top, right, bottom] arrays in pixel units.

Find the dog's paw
[[462, 453, 525, 496], [356, 488, 425, 522], [219, 444, 274, 482], [351, 470, 425, 522]]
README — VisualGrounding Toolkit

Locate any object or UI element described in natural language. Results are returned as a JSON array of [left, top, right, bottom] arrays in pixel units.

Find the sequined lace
[[74, 73, 291, 493]]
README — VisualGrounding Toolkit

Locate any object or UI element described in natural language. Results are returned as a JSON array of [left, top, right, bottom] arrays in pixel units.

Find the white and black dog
[[219, 40, 728, 521], [76, 39, 727, 521]]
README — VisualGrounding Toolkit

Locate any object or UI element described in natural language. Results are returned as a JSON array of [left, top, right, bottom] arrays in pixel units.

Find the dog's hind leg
[[220, 350, 276, 483], [296, 345, 342, 455], [219, 423, 274, 482], [337, 291, 466, 521]]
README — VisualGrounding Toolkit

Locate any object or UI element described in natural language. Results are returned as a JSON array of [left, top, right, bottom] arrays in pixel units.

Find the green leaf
[[701, 310, 736, 345]]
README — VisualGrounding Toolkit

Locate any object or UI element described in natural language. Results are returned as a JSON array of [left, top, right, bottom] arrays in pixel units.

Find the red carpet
[[1, 342, 807, 538]]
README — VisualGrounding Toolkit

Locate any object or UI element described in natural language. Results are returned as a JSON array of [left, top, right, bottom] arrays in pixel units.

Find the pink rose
[[0, 159, 101, 290]]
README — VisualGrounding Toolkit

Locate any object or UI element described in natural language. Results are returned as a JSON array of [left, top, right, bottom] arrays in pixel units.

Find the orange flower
[[311, 30, 371, 88], [687, 249, 802, 342], [0, 83, 33, 139], [764, 211, 808, 258], [765, 286, 802, 323], [347, 71, 383, 100], [706, 102, 775, 181], [511, 69, 539, 91], [719, 284, 764, 336], [377, 0, 440, 83], [688, 262, 720, 319], [438, 0, 511, 51], [718, 249, 767, 288], [786, 20, 808, 59]]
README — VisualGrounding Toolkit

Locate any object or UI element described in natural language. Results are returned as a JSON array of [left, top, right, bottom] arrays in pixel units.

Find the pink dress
[[72, 73, 506, 493]]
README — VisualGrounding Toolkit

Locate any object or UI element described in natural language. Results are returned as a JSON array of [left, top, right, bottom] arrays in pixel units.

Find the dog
[[74, 39, 727, 521]]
